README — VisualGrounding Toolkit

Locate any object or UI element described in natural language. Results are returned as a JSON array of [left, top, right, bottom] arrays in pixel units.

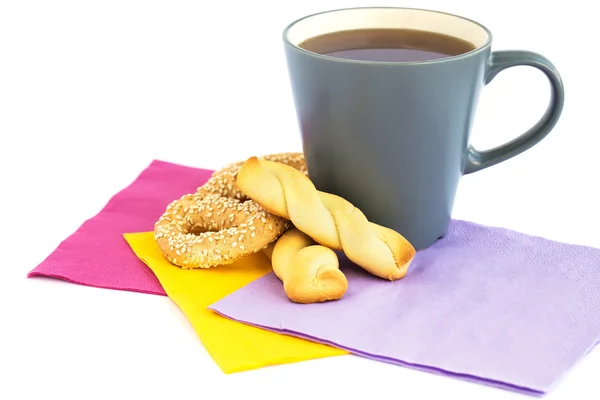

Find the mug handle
[[463, 50, 565, 174]]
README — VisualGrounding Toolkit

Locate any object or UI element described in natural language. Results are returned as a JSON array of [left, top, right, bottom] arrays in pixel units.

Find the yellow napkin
[[123, 232, 347, 373]]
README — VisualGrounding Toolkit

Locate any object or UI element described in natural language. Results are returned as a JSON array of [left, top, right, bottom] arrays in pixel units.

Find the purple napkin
[[209, 220, 600, 396]]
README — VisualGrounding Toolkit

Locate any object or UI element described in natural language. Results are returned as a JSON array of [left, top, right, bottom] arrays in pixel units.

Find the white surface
[[1, 0, 598, 399]]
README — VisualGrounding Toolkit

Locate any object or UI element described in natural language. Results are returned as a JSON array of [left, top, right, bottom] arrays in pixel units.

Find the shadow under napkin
[[124, 232, 347, 373], [209, 220, 600, 395]]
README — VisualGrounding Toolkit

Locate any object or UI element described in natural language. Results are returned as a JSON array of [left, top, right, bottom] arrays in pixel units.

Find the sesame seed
[[155, 153, 304, 269]]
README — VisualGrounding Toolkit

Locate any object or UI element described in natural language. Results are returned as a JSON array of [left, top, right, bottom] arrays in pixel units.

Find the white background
[[1, 0, 598, 399]]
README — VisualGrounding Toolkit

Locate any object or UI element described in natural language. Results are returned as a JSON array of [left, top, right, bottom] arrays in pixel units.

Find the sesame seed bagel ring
[[153, 152, 307, 269], [154, 192, 289, 269]]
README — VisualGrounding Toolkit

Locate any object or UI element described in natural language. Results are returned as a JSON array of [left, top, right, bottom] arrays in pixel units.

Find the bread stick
[[269, 228, 347, 303], [236, 156, 416, 280]]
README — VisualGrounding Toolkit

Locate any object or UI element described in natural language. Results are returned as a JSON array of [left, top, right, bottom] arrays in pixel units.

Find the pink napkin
[[209, 220, 600, 396], [28, 160, 213, 295]]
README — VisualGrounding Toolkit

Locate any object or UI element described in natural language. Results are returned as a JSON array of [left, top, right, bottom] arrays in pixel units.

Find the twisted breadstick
[[235, 157, 416, 280], [264, 228, 347, 304]]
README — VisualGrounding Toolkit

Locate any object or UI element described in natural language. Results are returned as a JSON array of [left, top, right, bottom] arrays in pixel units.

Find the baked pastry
[[154, 192, 289, 269], [266, 228, 348, 304], [153, 153, 306, 269], [235, 156, 416, 280]]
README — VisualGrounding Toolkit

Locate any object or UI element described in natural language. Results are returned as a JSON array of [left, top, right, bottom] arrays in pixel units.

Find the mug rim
[[281, 6, 493, 66]]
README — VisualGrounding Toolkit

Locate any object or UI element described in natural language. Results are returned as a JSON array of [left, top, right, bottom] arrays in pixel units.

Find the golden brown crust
[[236, 156, 416, 280], [271, 228, 348, 304], [154, 193, 289, 269], [197, 152, 307, 200], [153, 152, 307, 269], [215, 152, 307, 178]]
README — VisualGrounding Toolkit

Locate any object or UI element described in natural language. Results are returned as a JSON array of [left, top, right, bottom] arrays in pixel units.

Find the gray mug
[[282, 7, 564, 250]]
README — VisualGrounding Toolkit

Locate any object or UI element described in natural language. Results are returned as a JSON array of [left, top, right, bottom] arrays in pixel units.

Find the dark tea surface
[[298, 28, 476, 62]]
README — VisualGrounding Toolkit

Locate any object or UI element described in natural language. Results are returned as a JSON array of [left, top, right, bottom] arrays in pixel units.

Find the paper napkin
[[28, 158, 346, 372], [209, 220, 600, 395], [124, 232, 346, 373], [28, 160, 212, 295]]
